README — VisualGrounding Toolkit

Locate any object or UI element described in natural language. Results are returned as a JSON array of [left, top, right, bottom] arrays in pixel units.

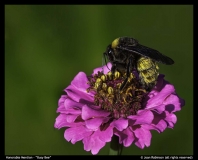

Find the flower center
[[87, 71, 148, 119]]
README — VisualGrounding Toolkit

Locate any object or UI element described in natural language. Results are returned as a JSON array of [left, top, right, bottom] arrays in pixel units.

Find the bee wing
[[118, 44, 174, 65]]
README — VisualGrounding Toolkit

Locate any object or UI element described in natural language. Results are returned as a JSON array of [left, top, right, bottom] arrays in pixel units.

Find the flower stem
[[109, 135, 123, 155]]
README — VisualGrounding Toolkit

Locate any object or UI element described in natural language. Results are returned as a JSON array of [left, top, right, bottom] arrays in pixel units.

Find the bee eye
[[107, 48, 114, 60], [108, 48, 114, 55]]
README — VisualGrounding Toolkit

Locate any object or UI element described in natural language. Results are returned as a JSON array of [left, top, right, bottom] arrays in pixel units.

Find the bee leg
[[111, 63, 117, 74], [128, 56, 134, 77], [120, 78, 128, 91], [119, 57, 132, 91], [103, 52, 111, 71]]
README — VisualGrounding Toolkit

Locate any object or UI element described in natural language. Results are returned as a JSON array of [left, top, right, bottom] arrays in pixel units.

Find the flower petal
[[58, 95, 67, 107], [54, 114, 70, 129], [66, 115, 79, 123], [63, 109, 82, 115], [152, 119, 167, 133], [114, 130, 127, 144], [114, 128, 135, 147], [93, 62, 112, 75], [66, 86, 94, 103], [64, 126, 93, 144], [56, 95, 67, 113], [57, 98, 82, 115], [128, 110, 154, 125], [165, 112, 177, 128], [110, 118, 128, 131], [163, 94, 184, 113], [98, 125, 113, 142], [83, 131, 106, 155], [85, 117, 110, 130], [54, 114, 85, 129], [71, 72, 93, 96], [64, 72, 95, 102], [82, 105, 110, 120], [64, 98, 84, 109], [150, 111, 168, 132], [134, 126, 152, 148], [123, 128, 135, 147], [146, 84, 175, 109]]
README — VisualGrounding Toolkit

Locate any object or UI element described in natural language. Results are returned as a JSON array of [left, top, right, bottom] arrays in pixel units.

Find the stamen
[[87, 71, 148, 119]]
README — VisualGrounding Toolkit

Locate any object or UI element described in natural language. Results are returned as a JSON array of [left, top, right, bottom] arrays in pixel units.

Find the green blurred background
[[5, 5, 193, 155]]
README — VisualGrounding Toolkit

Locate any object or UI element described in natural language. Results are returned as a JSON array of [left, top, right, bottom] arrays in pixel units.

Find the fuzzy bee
[[103, 37, 174, 91]]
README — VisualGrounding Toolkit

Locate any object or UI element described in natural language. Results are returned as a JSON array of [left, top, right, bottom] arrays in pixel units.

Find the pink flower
[[54, 63, 185, 155]]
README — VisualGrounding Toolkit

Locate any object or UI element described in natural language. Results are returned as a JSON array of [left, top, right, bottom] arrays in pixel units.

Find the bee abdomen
[[137, 57, 159, 90]]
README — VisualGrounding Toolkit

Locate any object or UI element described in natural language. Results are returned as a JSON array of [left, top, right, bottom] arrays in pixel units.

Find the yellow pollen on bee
[[111, 38, 119, 49], [156, 63, 159, 70]]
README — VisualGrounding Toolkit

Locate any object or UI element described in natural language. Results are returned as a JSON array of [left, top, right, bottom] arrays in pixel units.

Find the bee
[[103, 37, 174, 91]]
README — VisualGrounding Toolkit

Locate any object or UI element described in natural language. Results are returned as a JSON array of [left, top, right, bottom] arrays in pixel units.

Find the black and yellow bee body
[[103, 37, 174, 91], [137, 57, 159, 90]]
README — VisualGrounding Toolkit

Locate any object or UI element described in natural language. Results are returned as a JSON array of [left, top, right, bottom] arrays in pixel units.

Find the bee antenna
[[103, 52, 110, 71], [102, 55, 105, 73]]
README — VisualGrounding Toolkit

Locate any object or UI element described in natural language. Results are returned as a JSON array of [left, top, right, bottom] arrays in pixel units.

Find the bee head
[[103, 44, 115, 62]]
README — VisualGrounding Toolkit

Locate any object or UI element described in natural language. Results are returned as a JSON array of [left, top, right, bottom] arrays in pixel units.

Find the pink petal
[[133, 126, 152, 148], [64, 72, 95, 102], [98, 125, 113, 142], [66, 86, 94, 102], [146, 84, 175, 109], [123, 128, 135, 147], [63, 109, 82, 115], [83, 132, 106, 155], [128, 110, 154, 125], [83, 126, 114, 155], [93, 62, 112, 75], [114, 128, 135, 147], [64, 98, 84, 109], [54, 114, 84, 129], [163, 94, 184, 112], [141, 124, 160, 133], [58, 95, 67, 106], [152, 93, 185, 114], [56, 104, 67, 113], [151, 111, 168, 132], [152, 119, 167, 132], [110, 118, 128, 131], [165, 112, 177, 128], [114, 131, 127, 144], [85, 117, 110, 130], [56, 95, 67, 113], [64, 126, 93, 144], [54, 114, 70, 129], [57, 98, 82, 115], [66, 115, 79, 123], [70, 72, 93, 95], [152, 104, 166, 114], [82, 105, 110, 120]]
